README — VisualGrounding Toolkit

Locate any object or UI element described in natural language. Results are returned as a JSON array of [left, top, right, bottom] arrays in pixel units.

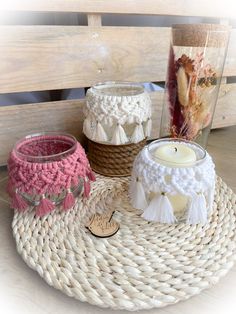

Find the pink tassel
[[83, 180, 90, 198], [36, 196, 55, 217], [11, 191, 28, 212], [62, 190, 75, 211], [87, 170, 96, 182], [71, 176, 79, 187]]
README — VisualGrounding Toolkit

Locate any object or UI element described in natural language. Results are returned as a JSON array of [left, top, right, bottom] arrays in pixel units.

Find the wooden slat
[[0, 26, 170, 93], [87, 14, 102, 26], [0, 26, 236, 93], [2, 0, 236, 18], [0, 83, 235, 165], [0, 99, 86, 166]]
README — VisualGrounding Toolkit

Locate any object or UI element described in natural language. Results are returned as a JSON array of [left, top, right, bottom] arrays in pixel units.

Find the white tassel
[[187, 193, 207, 225], [93, 121, 108, 142], [142, 193, 176, 224], [83, 117, 93, 138], [129, 178, 148, 210], [131, 123, 145, 143], [111, 124, 128, 145], [144, 118, 152, 137]]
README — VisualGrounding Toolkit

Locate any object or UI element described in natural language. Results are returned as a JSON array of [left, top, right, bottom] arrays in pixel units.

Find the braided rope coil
[[88, 138, 146, 176], [12, 175, 236, 311]]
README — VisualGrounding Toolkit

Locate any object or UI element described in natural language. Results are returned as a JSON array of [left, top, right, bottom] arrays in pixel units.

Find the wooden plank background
[[0, 83, 235, 165], [0, 3, 235, 165], [0, 26, 235, 93], [2, 0, 236, 18]]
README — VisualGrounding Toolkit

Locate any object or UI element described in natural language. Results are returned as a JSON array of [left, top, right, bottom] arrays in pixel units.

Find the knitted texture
[[7, 134, 95, 215], [130, 141, 215, 224], [83, 83, 152, 144], [12, 175, 236, 311]]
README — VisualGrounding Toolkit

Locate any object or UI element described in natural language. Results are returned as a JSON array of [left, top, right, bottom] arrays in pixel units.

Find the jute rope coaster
[[12, 175, 236, 311]]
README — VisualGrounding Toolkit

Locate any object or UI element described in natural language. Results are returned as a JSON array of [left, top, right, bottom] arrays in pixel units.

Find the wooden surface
[[0, 25, 170, 93], [0, 26, 236, 93], [0, 99, 86, 165], [0, 84, 235, 165], [2, 0, 236, 18], [0, 125, 235, 314]]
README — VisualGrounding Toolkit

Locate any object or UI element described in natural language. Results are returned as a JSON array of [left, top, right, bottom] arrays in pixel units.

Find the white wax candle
[[153, 142, 197, 215], [154, 143, 196, 167]]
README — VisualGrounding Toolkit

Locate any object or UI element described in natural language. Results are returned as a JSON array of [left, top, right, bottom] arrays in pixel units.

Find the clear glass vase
[[84, 81, 152, 145], [160, 24, 230, 148], [11, 132, 83, 206]]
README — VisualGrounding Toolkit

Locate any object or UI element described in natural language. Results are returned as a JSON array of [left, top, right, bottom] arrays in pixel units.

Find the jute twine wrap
[[172, 24, 230, 47], [12, 175, 236, 311], [88, 138, 146, 177]]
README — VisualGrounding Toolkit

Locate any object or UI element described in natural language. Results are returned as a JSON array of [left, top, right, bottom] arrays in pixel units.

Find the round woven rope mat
[[12, 175, 236, 311]]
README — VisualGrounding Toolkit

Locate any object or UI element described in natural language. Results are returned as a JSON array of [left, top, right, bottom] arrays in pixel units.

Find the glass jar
[[160, 24, 230, 148], [9, 132, 84, 207], [130, 138, 215, 224], [147, 139, 207, 222], [84, 81, 152, 145]]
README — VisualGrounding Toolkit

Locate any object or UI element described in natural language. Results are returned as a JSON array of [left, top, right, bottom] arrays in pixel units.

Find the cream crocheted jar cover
[[12, 175, 236, 311], [130, 141, 215, 224], [83, 82, 152, 145]]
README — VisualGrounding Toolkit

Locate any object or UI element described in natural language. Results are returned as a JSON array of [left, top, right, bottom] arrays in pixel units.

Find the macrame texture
[[7, 134, 95, 216], [83, 83, 152, 145], [130, 141, 215, 224]]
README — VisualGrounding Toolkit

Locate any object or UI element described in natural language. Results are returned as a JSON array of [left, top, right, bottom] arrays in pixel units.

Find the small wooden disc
[[87, 210, 120, 238]]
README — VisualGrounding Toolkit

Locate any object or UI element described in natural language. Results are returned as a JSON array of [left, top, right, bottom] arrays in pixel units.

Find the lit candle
[[153, 142, 197, 214], [154, 143, 197, 167], [130, 138, 214, 224]]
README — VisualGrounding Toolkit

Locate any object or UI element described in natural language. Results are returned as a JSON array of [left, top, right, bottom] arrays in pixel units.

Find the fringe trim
[[36, 195, 55, 217], [186, 193, 207, 224], [131, 123, 145, 143], [111, 124, 128, 145], [62, 189, 75, 211], [142, 192, 176, 224], [129, 177, 148, 210], [93, 121, 108, 142]]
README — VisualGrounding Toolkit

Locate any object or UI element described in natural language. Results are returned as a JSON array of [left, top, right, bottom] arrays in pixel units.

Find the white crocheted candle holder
[[83, 82, 152, 145], [130, 139, 216, 224]]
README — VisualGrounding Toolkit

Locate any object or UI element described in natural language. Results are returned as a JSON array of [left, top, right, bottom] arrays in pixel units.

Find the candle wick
[[174, 147, 177, 153]]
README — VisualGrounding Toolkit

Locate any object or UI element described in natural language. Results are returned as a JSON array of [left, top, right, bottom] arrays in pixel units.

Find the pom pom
[[62, 190, 75, 211], [11, 191, 28, 212], [36, 196, 55, 217]]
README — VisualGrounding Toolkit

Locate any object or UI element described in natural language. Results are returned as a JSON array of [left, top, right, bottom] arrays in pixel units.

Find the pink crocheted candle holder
[[7, 133, 96, 216]]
